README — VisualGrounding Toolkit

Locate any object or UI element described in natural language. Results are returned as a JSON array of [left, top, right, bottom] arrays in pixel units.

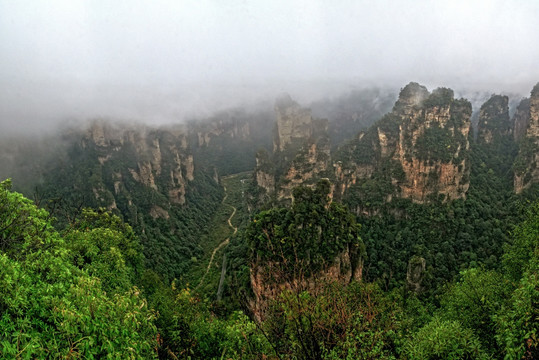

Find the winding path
[[197, 186, 237, 288]]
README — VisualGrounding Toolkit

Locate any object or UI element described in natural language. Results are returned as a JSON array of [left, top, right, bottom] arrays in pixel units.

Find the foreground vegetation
[[1, 177, 537, 358]]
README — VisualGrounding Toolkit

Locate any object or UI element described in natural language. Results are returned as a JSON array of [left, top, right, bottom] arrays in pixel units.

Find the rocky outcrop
[[273, 94, 314, 152], [149, 205, 170, 220], [193, 112, 251, 147], [477, 95, 511, 144], [278, 129, 331, 200], [514, 83, 539, 193], [513, 98, 531, 142], [406, 256, 426, 293], [250, 248, 363, 321], [254, 150, 275, 196], [254, 96, 331, 202], [396, 87, 471, 202], [83, 120, 195, 209], [392, 82, 429, 115], [336, 83, 472, 204]]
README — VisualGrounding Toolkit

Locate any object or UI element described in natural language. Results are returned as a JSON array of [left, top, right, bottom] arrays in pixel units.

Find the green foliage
[[496, 256, 539, 359], [404, 317, 488, 359], [496, 202, 539, 358], [422, 87, 455, 108], [247, 180, 364, 277], [414, 125, 455, 162], [503, 201, 539, 281], [264, 281, 402, 360], [38, 135, 225, 282], [0, 180, 158, 358], [0, 179, 57, 258], [440, 268, 512, 353], [64, 208, 145, 293], [513, 136, 539, 176], [155, 287, 273, 359], [478, 95, 510, 133], [377, 113, 401, 136]]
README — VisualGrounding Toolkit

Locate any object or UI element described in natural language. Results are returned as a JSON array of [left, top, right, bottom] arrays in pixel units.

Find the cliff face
[[191, 111, 251, 148], [477, 95, 511, 144], [513, 98, 531, 142], [246, 181, 364, 321], [188, 108, 274, 177], [254, 95, 331, 202], [277, 120, 331, 200], [38, 119, 224, 281], [84, 120, 195, 210], [514, 83, 539, 193], [396, 86, 471, 202], [273, 94, 314, 152], [336, 83, 472, 205], [250, 246, 363, 321]]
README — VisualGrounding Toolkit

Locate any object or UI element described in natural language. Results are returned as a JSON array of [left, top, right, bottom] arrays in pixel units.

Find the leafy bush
[[405, 317, 488, 359]]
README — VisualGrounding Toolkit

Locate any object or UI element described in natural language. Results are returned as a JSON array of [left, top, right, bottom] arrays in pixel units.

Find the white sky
[[1, 0, 539, 132]]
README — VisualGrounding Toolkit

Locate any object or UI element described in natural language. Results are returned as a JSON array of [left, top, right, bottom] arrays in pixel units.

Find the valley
[[1, 82, 538, 359], [2, 2, 539, 358], [193, 172, 249, 297]]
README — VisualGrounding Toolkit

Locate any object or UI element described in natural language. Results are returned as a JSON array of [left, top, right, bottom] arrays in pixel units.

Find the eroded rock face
[[278, 137, 331, 200], [249, 242, 363, 322], [513, 98, 531, 142], [392, 82, 429, 115], [83, 120, 195, 209], [406, 256, 426, 293], [477, 95, 511, 144], [254, 153, 275, 195], [273, 94, 314, 152], [336, 83, 472, 204], [150, 205, 170, 220], [254, 95, 331, 202], [514, 83, 539, 193], [396, 87, 471, 202]]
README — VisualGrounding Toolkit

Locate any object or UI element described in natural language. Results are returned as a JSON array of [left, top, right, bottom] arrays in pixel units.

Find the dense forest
[[1, 83, 539, 359], [0, 177, 538, 358]]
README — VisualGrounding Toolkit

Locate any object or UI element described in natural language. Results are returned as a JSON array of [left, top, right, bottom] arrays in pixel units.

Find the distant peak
[[393, 82, 429, 112], [275, 93, 296, 108], [531, 82, 539, 98]]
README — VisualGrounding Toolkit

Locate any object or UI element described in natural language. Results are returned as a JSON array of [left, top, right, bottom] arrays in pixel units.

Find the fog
[[1, 0, 539, 135]]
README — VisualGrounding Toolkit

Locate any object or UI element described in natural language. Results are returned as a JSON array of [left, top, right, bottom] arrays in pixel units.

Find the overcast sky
[[1, 0, 539, 133]]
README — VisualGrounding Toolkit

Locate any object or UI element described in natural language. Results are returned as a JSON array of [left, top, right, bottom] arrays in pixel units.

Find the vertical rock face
[[254, 96, 331, 202], [83, 120, 195, 210], [514, 83, 539, 193], [277, 119, 331, 200], [273, 94, 314, 152], [250, 247, 362, 321], [392, 82, 430, 115], [254, 150, 275, 195], [513, 98, 531, 142], [188, 107, 274, 177], [395, 87, 472, 202], [406, 256, 426, 293], [192, 111, 251, 147], [336, 83, 472, 205], [477, 95, 511, 144]]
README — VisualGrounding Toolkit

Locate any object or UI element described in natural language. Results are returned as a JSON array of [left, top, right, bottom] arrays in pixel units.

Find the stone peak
[[531, 82, 539, 98], [393, 82, 430, 112], [275, 93, 297, 109]]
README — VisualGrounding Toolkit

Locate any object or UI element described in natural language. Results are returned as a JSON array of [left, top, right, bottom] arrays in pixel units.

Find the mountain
[[513, 83, 539, 193], [335, 83, 472, 208], [1, 81, 539, 359], [253, 94, 332, 202], [37, 120, 223, 281]]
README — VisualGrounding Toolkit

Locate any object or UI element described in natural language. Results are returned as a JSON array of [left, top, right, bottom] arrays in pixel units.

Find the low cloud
[[1, 0, 538, 135]]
